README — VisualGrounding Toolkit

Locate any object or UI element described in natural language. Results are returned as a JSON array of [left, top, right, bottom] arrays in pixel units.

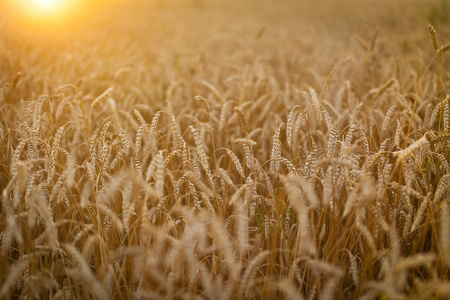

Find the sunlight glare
[[31, 0, 62, 11]]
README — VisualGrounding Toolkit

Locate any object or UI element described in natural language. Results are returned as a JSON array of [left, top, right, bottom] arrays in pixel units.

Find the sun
[[7, 0, 85, 27], [31, 0, 63, 11]]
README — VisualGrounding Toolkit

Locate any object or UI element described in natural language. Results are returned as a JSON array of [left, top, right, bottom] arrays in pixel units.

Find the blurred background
[[0, 0, 448, 106]]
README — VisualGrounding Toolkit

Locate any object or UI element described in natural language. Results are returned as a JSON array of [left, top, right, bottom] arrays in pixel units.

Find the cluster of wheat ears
[[1, 1, 450, 299]]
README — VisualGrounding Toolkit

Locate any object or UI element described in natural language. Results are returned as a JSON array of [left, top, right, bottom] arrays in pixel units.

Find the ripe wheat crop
[[1, 0, 450, 298]]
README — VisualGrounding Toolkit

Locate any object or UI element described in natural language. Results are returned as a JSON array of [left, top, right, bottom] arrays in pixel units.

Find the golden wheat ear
[[428, 24, 439, 52]]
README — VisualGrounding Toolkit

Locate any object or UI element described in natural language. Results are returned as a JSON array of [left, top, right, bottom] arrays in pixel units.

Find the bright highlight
[[33, 0, 60, 9], [31, 0, 63, 11], [8, 0, 78, 27]]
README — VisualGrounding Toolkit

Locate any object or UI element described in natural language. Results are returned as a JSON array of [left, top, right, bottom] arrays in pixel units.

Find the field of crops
[[1, 0, 450, 298]]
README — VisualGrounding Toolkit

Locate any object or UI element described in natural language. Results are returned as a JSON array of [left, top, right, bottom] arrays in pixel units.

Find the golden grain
[[1, 3, 449, 298]]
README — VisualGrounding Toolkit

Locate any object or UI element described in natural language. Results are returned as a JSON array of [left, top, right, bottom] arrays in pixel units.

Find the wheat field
[[0, 0, 450, 299]]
